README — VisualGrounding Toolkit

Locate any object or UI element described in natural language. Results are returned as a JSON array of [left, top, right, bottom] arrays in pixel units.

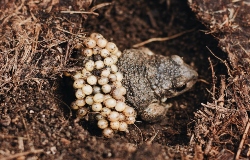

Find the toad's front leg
[[140, 100, 172, 123]]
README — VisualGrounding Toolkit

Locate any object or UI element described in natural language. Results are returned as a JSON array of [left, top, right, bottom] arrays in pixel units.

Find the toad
[[117, 49, 198, 122]]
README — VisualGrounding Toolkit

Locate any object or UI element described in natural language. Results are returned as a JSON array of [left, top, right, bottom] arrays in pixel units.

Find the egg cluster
[[71, 33, 137, 138]]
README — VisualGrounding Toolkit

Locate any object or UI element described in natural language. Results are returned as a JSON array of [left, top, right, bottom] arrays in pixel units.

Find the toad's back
[[117, 49, 198, 122]]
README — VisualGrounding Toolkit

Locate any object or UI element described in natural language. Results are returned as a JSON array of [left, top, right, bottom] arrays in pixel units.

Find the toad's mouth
[[164, 77, 198, 98]]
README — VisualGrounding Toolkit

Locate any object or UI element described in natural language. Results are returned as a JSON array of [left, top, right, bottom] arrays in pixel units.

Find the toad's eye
[[175, 84, 187, 92]]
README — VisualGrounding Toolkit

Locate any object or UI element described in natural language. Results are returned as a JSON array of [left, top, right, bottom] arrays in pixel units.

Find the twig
[[147, 129, 159, 145], [206, 46, 232, 77], [133, 123, 143, 143], [90, 2, 112, 12], [204, 138, 213, 155], [133, 28, 195, 48], [208, 57, 216, 99], [197, 78, 210, 84], [20, 112, 35, 151], [61, 11, 99, 16], [1, 149, 44, 160], [218, 75, 226, 107], [0, 134, 27, 140], [235, 119, 250, 160], [62, 3, 112, 16]]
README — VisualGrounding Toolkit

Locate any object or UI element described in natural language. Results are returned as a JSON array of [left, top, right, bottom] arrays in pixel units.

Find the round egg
[[75, 89, 85, 99], [77, 107, 88, 118], [82, 48, 93, 57], [104, 57, 114, 66], [104, 98, 117, 108], [106, 42, 118, 53], [97, 37, 108, 48], [115, 101, 126, 112], [93, 93, 104, 103], [92, 103, 103, 112], [95, 60, 105, 69], [110, 121, 120, 130], [97, 119, 108, 129], [102, 127, 114, 138], [73, 79, 85, 89], [85, 96, 94, 105], [84, 37, 96, 48], [82, 84, 93, 95], [118, 122, 128, 132], [102, 84, 112, 93], [90, 33, 103, 41], [101, 107, 111, 117], [107, 111, 120, 122], [123, 106, 136, 117], [101, 69, 111, 77], [100, 49, 110, 58], [85, 60, 95, 71], [75, 99, 86, 107]]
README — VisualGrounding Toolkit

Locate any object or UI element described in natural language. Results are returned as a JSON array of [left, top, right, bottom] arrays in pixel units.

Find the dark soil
[[1, 0, 249, 159]]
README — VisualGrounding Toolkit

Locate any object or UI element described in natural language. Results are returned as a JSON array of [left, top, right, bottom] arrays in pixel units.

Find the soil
[[0, 0, 249, 159]]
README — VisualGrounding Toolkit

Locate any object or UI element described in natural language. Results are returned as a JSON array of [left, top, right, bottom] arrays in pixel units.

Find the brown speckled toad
[[117, 49, 198, 123]]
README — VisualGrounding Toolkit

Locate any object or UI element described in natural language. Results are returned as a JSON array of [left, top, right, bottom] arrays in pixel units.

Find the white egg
[[111, 55, 118, 64], [104, 57, 114, 66], [110, 64, 118, 73], [84, 37, 96, 48], [106, 42, 118, 53], [73, 79, 85, 89], [82, 84, 93, 95], [85, 96, 94, 105], [87, 75, 97, 85], [92, 103, 103, 112], [123, 106, 136, 117], [97, 119, 108, 129], [98, 77, 109, 85], [73, 72, 83, 80], [93, 93, 104, 103], [101, 69, 111, 77], [97, 37, 108, 48], [92, 46, 102, 55], [115, 72, 123, 82], [107, 111, 120, 122], [114, 50, 122, 58], [102, 84, 112, 93], [82, 69, 91, 79], [110, 121, 120, 130], [118, 122, 128, 132], [85, 60, 95, 71], [103, 98, 117, 108], [115, 101, 126, 112], [125, 116, 136, 124], [108, 74, 117, 82], [82, 48, 93, 57], [103, 94, 112, 100], [75, 89, 85, 99], [75, 99, 86, 107], [102, 127, 114, 138], [95, 60, 105, 69], [112, 81, 122, 88], [112, 88, 124, 100], [118, 113, 125, 121], [90, 33, 104, 41], [119, 86, 127, 95], [100, 49, 110, 58], [101, 107, 111, 117]]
